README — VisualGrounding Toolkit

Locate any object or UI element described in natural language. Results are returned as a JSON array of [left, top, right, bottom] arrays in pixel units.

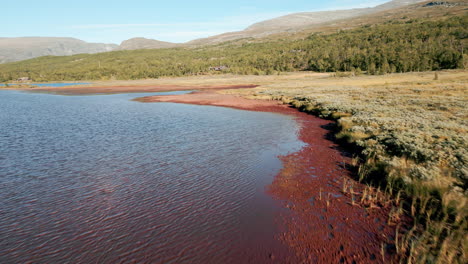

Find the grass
[[220, 70, 467, 263], [238, 71, 467, 189]]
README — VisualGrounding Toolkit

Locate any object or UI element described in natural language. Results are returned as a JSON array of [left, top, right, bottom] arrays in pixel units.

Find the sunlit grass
[[244, 69, 468, 263]]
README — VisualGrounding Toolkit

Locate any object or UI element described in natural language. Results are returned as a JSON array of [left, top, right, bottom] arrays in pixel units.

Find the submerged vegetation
[[0, 15, 467, 82]]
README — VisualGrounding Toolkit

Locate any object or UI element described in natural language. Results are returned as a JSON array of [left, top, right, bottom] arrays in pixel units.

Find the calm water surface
[[0, 90, 304, 263]]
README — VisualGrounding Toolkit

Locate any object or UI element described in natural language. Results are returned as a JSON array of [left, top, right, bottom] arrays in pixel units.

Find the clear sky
[[2, 0, 389, 44]]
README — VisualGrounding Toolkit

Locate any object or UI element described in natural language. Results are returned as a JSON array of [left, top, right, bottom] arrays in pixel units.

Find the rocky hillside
[[0, 37, 118, 63]]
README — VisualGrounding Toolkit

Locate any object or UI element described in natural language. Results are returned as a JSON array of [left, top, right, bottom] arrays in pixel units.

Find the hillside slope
[[187, 0, 427, 45], [0, 0, 442, 62], [266, 0, 468, 41], [0, 37, 118, 63], [0, 14, 465, 82], [119, 38, 180, 50]]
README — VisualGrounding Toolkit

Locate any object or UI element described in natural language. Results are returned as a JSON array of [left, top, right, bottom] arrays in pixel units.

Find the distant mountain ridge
[[0, 37, 118, 63]]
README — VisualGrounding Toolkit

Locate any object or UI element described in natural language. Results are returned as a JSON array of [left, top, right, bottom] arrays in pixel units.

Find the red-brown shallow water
[[139, 90, 399, 263], [0, 91, 305, 263], [0, 89, 398, 263]]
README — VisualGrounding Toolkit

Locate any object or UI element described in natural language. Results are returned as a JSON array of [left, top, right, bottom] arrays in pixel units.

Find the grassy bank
[[228, 70, 467, 263]]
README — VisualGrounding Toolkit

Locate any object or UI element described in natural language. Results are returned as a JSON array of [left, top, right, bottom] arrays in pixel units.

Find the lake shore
[[15, 84, 259, 95], [8, 70, 466, 262], [16, 76, 404, 262], [136, 89, 401, 263], [5, 78, 401, 262], [97, 70, 467, 262], [135, 90, 285, 111]]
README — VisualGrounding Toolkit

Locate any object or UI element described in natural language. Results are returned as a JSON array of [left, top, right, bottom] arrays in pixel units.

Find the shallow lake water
[[0, 90, 304, 263]]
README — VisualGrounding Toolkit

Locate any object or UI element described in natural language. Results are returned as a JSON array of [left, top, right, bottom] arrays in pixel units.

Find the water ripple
[[0, 91, 304, 263]]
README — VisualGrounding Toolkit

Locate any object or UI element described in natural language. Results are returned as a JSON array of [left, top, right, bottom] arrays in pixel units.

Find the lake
[[0, 90, 304, 263]]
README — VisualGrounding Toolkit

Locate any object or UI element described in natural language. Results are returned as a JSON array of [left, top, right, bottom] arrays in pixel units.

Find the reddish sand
[[138, 90, 400, 263], [26, 84, 259, 95], [135, 90, 284, 110]]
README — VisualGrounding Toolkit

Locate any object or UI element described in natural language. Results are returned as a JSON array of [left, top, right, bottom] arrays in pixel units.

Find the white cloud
[[69, 11, 288, 43], [72, 11, 287, 31], [71, 24, 170, 29]]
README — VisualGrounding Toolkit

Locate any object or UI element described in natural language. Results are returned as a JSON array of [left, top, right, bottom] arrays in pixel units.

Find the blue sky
[[2, 0, 388, 44]]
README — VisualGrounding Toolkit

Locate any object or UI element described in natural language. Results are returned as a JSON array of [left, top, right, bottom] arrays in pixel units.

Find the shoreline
[[2, 70, 465, 263], [7, 83, 402, 262], [136, 89, 400, 263], [4, 81, 409, 262], [9, 84, 260, 95]]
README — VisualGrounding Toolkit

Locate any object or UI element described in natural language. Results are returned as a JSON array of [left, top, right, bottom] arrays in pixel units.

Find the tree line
[[0, 15, 466, 82]]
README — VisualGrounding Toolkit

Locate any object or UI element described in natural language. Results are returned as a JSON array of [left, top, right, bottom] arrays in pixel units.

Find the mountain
[[187, 0, 427, 45], [119, 37, 180, 50], [0, 37, 118, 63], [0, 1, 464, 82], [284, 0, 467, 39], [0, 36, 180, 63], [0, 0, 456, 63]]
